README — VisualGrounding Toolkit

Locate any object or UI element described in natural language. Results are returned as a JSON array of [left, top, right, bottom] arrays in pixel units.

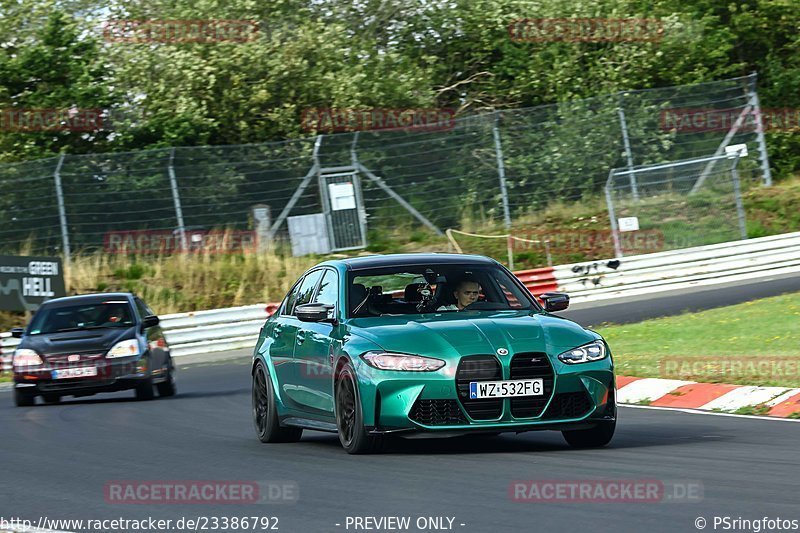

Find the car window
[[280, 280, 302, 316], [313, 270, 338, 307], [292, 269, 323, 315], [348, 264, 535, 317], [134, 297, 150, 319], [28, 301, 136, 334]]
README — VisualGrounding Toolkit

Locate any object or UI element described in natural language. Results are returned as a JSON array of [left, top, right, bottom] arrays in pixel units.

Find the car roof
[[38, 292, 134, 309], [320, 253, 499, 271]]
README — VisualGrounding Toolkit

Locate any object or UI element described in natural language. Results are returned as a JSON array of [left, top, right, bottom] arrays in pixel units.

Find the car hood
[[20, 327, 136, 356], [347, 310, 597, 359]]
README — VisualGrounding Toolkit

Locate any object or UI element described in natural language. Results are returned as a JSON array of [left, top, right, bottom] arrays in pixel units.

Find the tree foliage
[[0, 0, 799, 176]]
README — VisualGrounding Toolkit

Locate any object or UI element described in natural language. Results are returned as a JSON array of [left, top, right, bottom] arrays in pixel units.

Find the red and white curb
[[617, 376, 800, 417]]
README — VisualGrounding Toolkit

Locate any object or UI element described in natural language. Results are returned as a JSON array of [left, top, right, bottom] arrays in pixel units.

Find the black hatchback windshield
[[348, 264, 537, 318], [28, 301, 135, 335]]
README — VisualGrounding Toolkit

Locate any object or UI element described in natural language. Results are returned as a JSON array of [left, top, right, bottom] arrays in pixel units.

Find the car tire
[[252, 362, 303, 443], [562, 420, 616, 448], [156, 362, 176, 397], [14, 389, 35, 407], [135, 379, 155, 401], [335, 361, 384, 454], [43, 394, 61, 405]]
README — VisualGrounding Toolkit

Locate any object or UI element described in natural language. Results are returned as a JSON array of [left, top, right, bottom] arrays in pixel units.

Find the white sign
[[725, 143, 748, 159], [329, 182, 356, 211], [618, 216, 640, 232]]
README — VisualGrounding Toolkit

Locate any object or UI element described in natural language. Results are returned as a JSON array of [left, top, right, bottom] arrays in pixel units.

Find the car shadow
[[296, 432, 574, 454], [29, 387, 249, 406], [295, 420, 733, 455]]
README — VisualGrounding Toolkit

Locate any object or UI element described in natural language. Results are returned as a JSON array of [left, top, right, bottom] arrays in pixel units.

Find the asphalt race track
[[2, 275, 799, 533], [562, 270, 800, 327]]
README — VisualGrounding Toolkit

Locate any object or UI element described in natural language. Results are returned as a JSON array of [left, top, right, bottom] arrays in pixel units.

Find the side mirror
[[540, 292, 569, 312], [141, 315, 160, 329], [10, 327, 24, 338], [295, 303, 335, 323]]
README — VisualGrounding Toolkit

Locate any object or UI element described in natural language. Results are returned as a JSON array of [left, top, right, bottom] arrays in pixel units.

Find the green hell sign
[[0, 255, 66, 312]]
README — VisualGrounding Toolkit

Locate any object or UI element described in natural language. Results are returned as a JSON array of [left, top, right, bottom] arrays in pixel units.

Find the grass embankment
[[596, 292, 800, 388], [369, 174, 800, 268]]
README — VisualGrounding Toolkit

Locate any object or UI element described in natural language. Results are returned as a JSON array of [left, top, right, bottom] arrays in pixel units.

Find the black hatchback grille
[[509, 353, 554, 418], [409, 399, 467, 425], [542, 392, 594, 419], [456, 355, 502, 420]]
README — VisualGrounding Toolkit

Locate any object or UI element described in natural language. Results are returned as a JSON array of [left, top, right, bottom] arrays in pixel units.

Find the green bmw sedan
[[251, 254, 616, 454]]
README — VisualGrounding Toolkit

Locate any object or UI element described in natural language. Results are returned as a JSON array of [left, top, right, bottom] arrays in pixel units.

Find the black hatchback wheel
[[156, 361, 177, 397], [335, 361, 384, 454], [14, 388, 35, 407], [252, 362, 302, 443], [43, 394, 61, 405]]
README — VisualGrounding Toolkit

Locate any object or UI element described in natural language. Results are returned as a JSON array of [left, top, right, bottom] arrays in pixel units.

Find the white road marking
[[699, 386, 788, 411], [766, 388, 800, 406], [620, 404, 800, 422], [616, 378, 694, 404]]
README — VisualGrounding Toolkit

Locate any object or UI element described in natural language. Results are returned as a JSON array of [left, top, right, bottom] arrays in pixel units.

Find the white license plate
[[469, 378, 543, 399], [52, 366, 98, 379]]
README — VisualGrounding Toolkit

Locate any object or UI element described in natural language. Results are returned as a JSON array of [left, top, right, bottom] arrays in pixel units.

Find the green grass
[[596, 292, 800, 387]]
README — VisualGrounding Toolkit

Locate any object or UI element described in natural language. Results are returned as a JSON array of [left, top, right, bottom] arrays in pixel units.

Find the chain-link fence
[[0, 74, 770, 257], [606, 151, 749, 256]]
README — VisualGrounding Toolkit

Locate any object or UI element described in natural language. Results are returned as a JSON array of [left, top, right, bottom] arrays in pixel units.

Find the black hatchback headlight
[[557, 341, 607, 364]]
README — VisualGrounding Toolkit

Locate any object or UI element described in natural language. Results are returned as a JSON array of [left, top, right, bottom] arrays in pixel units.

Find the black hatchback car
[[11, 293, 175, 406]]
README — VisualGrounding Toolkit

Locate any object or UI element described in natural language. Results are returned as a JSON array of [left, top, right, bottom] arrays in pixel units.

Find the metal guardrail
[[2, 231, 799, 371], [1, 332, 15, 372], [0, 303, 280, 371], [553, 231, 800, 303]]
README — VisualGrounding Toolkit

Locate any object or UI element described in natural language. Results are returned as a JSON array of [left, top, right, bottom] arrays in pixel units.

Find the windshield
[[28, 301, 135, 335], [347, 264, 537, 318]]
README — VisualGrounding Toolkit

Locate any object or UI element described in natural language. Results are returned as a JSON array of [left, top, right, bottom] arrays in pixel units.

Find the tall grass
[[65, 248, 318, 314]]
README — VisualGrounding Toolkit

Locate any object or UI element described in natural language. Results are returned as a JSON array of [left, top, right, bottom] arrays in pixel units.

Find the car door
[[134, 297, 167, 374], [263, 279, 302, 396], [276, 269, 324, 409], [292, 268, 339, 416]]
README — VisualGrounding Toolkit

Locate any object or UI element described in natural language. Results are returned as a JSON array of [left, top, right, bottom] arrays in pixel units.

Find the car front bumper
[[13, 355, 154, 397], [355, 354, 615, 435]]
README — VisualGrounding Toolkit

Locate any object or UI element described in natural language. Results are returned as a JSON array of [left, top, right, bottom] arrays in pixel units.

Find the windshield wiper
[[53, 325, 109, 333]]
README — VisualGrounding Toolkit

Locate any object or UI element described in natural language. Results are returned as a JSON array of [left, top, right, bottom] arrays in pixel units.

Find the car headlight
[[107, 339, 141, 358], [13, 348, 43, 367], [557, 341, 607, 364], [361, 351, 445, 372]]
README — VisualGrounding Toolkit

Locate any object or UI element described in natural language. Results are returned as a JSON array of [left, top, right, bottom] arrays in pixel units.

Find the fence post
[[53, 153, 71, 269], [617, 95, 639, 201], [748, 72, 772, 187], [731, 154, 748, 240], [168, 148, 188, 250], [492, 113, 512, 229], [605, 170, 623, 258]]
